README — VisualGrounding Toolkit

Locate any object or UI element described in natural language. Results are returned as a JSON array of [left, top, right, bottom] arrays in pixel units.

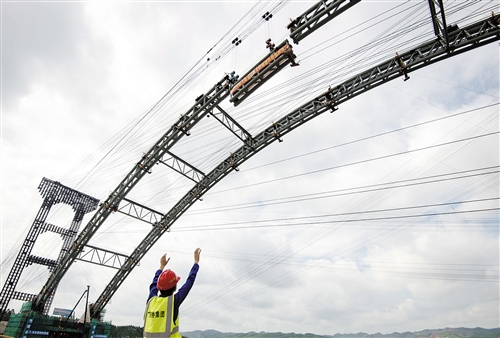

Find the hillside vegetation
[[109, 326, 499, 338]]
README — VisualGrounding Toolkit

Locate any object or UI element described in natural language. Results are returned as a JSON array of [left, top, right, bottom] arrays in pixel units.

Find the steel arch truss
[[288, 0, 362, 44], [33, 11, 499, 318], [89, 14, 499, 318]]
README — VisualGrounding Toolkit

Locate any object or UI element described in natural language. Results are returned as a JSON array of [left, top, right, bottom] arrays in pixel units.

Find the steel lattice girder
[[38, 178, 100, 214], [116, 198, 165, 225], [209, 105, 255, 148], [76, 245, 130, 270], [88, 14, 499, 318], [427, 0, 449, 47], [323, 14, 500, 106], [288, 0, 361, 44], [41, 222, 74, 237], [13, 292, 37, 302], [27, 256, 58, 269]]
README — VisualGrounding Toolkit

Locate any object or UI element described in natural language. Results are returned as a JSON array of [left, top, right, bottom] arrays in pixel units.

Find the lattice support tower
[[0, 178, 99, 317]]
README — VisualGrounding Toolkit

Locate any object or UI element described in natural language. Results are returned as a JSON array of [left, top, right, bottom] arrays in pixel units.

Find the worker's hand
[[194, 248, 201, 264], [160, 254, 170, 270]]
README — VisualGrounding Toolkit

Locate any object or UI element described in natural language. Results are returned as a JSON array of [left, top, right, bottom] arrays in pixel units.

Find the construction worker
[[143, 248, 201, 338]]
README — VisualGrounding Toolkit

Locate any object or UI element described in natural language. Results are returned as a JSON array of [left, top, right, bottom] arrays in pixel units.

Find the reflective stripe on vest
[[143, 296, 180, 338]]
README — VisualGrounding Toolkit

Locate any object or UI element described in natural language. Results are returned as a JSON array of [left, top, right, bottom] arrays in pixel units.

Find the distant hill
[[182, 327, 499, 338], [107, 326, 499, 338]]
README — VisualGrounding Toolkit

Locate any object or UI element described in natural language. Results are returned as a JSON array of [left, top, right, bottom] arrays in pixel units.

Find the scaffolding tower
[[0, 178, 99, 317]]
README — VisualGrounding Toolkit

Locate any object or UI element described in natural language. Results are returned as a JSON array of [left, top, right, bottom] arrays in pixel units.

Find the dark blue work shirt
[[147, 263, 199, 322]]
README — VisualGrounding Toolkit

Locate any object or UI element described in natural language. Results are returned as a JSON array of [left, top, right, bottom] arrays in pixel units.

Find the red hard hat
[[157, 269, 181, 291]]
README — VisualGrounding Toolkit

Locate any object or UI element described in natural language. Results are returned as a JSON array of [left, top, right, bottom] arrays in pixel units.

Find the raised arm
[[194, 248, 201, 264], [160, 253, 170, 270]]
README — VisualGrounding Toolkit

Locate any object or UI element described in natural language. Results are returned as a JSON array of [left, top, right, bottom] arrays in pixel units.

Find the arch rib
[[116, 198, 165, 225]]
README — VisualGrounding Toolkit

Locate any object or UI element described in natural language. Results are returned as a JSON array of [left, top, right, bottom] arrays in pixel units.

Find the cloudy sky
[[1, 0, 499, 335]]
